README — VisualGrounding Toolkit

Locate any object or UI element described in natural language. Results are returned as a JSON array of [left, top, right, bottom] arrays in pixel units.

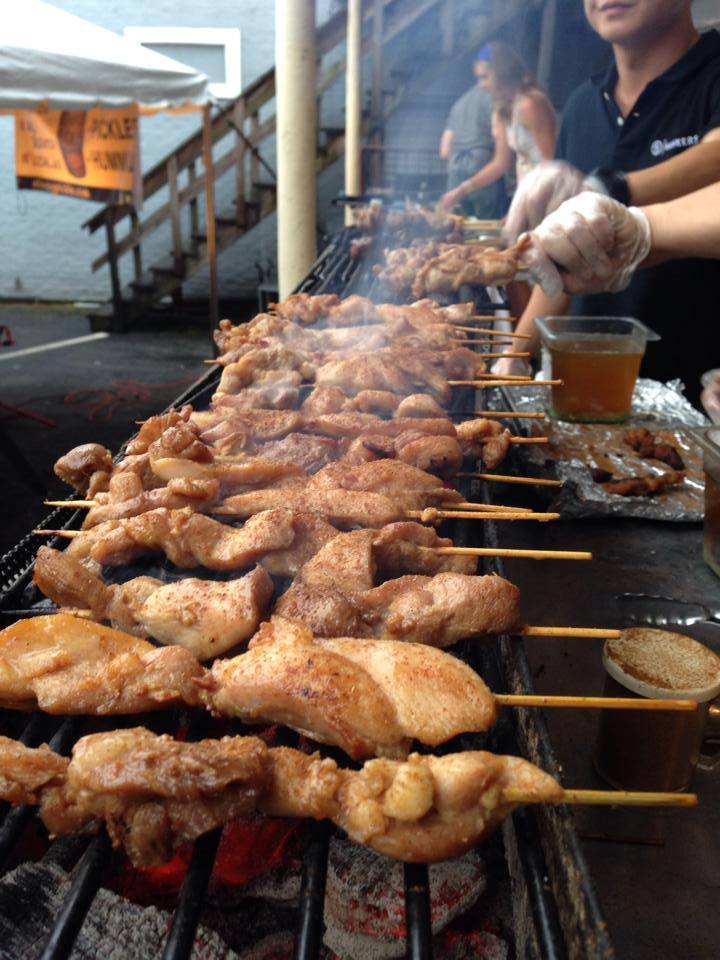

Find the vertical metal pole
[[344, 0, 363, 225], [537, 0, 557, 91], [275, 0, 317, 299], [202, 104, 219, 344], [370, 0, 384, 186]]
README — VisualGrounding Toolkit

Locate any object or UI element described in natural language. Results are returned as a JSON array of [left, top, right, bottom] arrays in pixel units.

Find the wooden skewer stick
[[435, 545, 591, 560], [450, 379, 562, 388], [456, 411, 546, 420], [470, 314, 517, 322], [510, 436, 548, 445], [503, 787, 698, 809], [458, 472, 562, 487], [495, 694, 698, 711], [451, 501, 534, 513], [455, 325, 528, 338], [408, 509, 560, 521], [34, 529, 79, 538], [482, 351, 531, 359], [44, 500, 97, 509], [521, 626, 620, 639]]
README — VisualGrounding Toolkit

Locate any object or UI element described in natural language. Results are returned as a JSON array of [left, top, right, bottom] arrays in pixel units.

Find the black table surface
[[497, 513, 720, 959]]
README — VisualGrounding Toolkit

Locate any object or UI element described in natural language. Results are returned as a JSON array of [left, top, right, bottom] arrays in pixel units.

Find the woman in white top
[[440, 42, 556, 211]]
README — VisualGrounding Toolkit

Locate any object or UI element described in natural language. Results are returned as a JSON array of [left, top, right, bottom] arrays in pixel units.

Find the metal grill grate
[[0, 228, 613, 960]]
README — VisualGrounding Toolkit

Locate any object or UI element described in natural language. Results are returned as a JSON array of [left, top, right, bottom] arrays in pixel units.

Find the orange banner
[[15, 106, 140, 204]]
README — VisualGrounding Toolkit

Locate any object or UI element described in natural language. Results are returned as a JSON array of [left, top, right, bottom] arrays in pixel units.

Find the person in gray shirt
[[440, 52, 505, 218]]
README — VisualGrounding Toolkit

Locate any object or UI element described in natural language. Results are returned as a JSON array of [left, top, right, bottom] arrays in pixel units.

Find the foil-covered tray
[[506, 378, 707, 521]]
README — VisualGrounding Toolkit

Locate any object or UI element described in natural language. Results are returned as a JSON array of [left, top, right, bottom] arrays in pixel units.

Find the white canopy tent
[[0, 1, 222, 331], [0, 0, 208, 111]]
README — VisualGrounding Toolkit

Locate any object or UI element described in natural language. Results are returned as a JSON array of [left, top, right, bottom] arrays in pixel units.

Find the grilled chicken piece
[[358, 572, 522, 646], [411, 243, 524, 299], [269, 292, 344, 325], [372, 521, 476, 576], [204, 617, 497, 759], [40, 729, 269, 866], [33, 547, 273, 659], [347, 389, 401, 416], [327, 750, 563, 862], [316, 354, 451, 404], [394, 394, 447, 419], [600, 470, 685, 497], [0, 615, 202, 713], [254, 433, 345, 474], [64, 507, 333, 576], [455, 418, 513, 469], [306, 460, 463, 507], [300, 385, 349, 416], [83, 477, 221, 528], [125, 405, 194, 455], [210, 382, 301, 411], [305, 414, 456, 440], [1, 729, 562, 865], [54, 443, 113, 493], [213, 487, 406, 529], [0, 739, 69, 805]]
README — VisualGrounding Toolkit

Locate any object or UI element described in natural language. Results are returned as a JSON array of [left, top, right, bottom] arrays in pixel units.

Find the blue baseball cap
[[475, 44, 492, 62]]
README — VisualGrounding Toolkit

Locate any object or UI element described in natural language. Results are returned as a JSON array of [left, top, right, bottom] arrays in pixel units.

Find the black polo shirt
[[556, 30, 720, 406]]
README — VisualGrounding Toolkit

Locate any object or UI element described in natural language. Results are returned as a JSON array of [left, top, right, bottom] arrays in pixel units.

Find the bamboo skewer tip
[[502, 787, 698, 808]]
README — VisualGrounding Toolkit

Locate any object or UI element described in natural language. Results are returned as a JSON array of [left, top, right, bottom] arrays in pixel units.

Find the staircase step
[[129, 272, 159, 292], [252, 181, 277, 192], [151, 256, 187, 278]]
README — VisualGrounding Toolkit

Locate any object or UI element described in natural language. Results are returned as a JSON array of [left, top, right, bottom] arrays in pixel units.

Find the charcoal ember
[[590, 467, 613, 483], [0, 861, 239, 959], [323, 835, 487, 959], [435, 929, 509, 960]]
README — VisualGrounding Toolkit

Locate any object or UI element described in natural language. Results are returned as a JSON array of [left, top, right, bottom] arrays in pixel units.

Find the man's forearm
[[511, 287, 571, 358], [643, 180, 720, 260], [627, 139, 720, 206]]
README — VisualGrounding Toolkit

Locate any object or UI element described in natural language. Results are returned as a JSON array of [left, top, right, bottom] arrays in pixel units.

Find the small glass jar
[[593, 628, 720, 791]]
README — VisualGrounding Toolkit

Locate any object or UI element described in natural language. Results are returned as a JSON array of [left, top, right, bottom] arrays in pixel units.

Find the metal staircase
[[84, 0, 521, 330]]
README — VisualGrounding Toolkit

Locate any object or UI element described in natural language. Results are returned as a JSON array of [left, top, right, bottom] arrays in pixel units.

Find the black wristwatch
[[587, 167, 631, 205]]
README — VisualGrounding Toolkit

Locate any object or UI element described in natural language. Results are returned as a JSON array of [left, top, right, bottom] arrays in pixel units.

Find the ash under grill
[[0, 228, 613, 960]]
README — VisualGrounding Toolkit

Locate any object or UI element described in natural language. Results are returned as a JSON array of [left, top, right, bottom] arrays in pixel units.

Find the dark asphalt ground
[[0, 303, 214, 557]]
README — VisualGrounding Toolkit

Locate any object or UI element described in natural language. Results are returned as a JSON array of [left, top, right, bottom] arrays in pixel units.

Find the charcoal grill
[[0, 228, 614, 960]]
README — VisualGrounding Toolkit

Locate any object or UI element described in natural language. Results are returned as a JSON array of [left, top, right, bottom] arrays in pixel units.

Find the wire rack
[[0, 227, 615, 960]]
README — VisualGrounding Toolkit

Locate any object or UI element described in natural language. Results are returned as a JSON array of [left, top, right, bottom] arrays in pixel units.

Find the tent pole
[[202, 103, 219, 348], [344, 0, 362, 224]]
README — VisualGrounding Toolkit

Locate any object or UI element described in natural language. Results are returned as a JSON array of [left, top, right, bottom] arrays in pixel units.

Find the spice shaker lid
[[603, 628, 720, 702]]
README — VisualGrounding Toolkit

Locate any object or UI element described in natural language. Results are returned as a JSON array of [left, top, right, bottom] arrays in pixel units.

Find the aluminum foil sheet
[[505, 378, 708, 521]]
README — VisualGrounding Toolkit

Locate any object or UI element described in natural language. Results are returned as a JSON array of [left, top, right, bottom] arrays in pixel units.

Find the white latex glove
[[491, 356, 532, 378], [503, 161, 589, 243], [520, 192, 652, 297], [701, 370, 720, 424]]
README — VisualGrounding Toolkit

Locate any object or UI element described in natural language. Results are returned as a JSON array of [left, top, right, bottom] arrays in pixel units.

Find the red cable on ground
[[63, 376, 197, 421]]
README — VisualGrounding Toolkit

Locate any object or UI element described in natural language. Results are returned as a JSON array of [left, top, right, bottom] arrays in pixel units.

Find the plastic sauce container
[[593, 628, 720, 791], [696, 426, 720, 578], [535, 316, 660, 422]]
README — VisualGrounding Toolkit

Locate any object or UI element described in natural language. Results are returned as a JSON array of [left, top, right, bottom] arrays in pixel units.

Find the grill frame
[[0, 227, 614, 960]]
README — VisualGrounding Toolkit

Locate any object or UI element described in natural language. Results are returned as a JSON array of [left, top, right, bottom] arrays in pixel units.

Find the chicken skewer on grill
[[0, 726, 565, 866], [0, 612, 499, 758], [37, 510, 475, 577], [374, 240, 528, 299]]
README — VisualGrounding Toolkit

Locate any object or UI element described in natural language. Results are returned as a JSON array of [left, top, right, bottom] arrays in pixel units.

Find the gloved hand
[[701, 370, 720, 424], [503, 161, 588, 243], [520, 192, 652, 297], [491, 356, 532, 378]]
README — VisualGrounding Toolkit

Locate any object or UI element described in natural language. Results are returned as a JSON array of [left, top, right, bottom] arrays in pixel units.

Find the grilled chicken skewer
[[0, 726, 564, 866]]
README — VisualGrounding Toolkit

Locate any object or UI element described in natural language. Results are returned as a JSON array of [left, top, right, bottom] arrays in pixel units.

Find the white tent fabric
[[0, 0, 208, 111]]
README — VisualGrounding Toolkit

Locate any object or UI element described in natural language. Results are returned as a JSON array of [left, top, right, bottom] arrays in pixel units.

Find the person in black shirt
[[497, 1, 720, 405]]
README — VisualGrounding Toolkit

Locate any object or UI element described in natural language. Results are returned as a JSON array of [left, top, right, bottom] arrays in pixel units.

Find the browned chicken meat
[[54, 443, 113, 493], [315, 353, 451, 404], [64, 507, 337, 578], [8, 728, 269, 866], [203, 617, 496, 759], [0, 615, 202, 713], [0, 729, 563, 865], [33, 547, 274, 659]]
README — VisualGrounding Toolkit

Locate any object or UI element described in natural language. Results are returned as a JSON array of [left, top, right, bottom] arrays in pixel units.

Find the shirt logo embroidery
[[650, 134, 699, 157]]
